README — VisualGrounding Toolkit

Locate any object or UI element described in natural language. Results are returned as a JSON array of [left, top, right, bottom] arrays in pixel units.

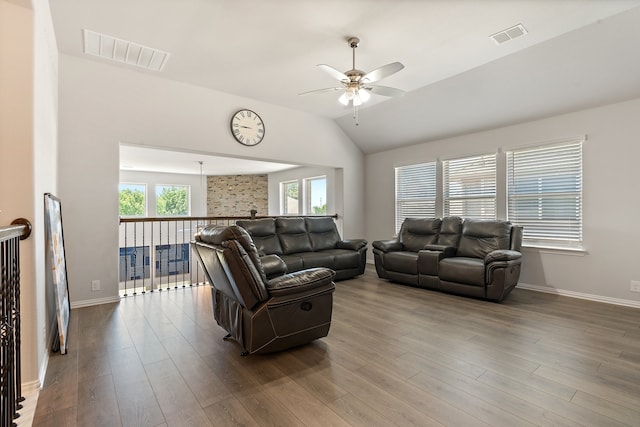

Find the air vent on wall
[[82, 29, 170, 72], [490, 23, 528, 45]]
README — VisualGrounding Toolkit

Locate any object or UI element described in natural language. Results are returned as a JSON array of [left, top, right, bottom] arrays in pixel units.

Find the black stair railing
[[0, 218, 31, 427]]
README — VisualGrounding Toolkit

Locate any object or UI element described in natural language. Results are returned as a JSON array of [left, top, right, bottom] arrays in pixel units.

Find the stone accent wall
[[207, 174, 268, 216]]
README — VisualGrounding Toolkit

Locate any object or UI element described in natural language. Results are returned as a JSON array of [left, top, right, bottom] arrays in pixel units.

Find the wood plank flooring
[[32, 266, 640, 426]]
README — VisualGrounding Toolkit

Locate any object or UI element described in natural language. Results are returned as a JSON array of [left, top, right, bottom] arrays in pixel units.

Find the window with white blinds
[[395, 162, 436, 233], [507, 140, 583, 247], [443, 154, 496, 219]]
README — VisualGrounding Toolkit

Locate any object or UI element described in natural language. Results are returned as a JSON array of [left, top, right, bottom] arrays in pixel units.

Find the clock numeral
[[234, 129, 240, 135], [247, 111, 252, 118], [257, 128, 264, 134]]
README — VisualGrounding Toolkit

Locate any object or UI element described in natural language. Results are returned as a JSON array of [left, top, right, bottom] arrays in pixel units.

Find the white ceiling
[[51, 0, 640, 159], [120, 144, 299, 176]]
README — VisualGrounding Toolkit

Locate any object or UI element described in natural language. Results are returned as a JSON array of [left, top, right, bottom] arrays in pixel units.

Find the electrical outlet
[[630, 280, 640, 293], [91, 280, 101, 291]]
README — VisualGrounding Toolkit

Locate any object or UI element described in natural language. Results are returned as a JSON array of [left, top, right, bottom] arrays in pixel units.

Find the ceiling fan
[[299, 36, 405, 124]]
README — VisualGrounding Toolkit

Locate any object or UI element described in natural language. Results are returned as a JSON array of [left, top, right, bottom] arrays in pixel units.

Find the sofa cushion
[[299, 252, 335, 269], [278, 254, 304, 272], [276, 218, 313, 254], [236, 218, 284, 255], [384, 251, 419, 274], [457, 219, 511, 259], [305, 217, 340, 251], [437, 216, 463, 247], [439, 257, 485, 286], [399, 218, 442, 252], [321, 249, 361, 270]]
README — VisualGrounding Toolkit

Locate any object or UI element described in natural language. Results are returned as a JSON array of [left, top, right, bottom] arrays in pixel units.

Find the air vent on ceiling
[[490, 23, 528, 45], [82, 29, 170, 72]]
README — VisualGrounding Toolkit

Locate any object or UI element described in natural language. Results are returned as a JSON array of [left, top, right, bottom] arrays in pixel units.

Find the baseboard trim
[[21, 377, 42, 395], [517, 283, 640, 309], [70, 295, 121, 309]]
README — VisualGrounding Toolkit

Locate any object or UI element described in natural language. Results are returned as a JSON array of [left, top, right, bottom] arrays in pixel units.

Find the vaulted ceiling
[[51, 0, 640, 155]]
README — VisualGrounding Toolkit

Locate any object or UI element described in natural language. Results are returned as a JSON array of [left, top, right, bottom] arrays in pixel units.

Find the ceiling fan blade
[[366, 85, 405, 97], [298, 87, 344, 96], [362, 62, 404, 84], [317, 64, 349, 81]]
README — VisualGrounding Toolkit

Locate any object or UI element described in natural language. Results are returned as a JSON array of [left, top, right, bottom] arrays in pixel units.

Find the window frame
[[506, 139, 583, 249], [155, 184, 191, 217], [119, 182, 147, 218], [442, 153, 497, 219], [394, 162, 437, 234], [304, 175, 327, 215], [280, 180, 300, 215]]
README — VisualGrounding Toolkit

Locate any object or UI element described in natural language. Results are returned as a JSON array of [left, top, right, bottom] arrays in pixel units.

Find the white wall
[[58, 54, 364, 305], [365, 97, 640, 304], [0, 0, 58, 389]]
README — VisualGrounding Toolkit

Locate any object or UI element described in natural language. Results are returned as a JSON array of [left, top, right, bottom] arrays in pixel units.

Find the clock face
[[230, 109, 265, 146]]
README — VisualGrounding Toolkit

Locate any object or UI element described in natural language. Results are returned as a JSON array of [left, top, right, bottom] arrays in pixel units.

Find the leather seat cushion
[[439, 257, 485, 286], [384, 251, 419, 274]]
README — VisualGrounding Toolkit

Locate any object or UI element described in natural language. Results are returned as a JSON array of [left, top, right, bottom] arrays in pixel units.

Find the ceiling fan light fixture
[[358, 88, 370, 103], [338, 92, 349, 105]]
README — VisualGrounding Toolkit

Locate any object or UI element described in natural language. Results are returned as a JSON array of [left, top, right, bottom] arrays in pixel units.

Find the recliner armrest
[[423, 244, 457, 257], [337, 239, 367, 251], [260, 254, 288, 279], [485, 249, 522, 264], [372, 239, 402, 252], [266, 267, 336, 297]]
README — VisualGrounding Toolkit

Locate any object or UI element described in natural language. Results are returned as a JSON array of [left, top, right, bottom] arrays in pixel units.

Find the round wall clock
[[230, 109, 265, 146]]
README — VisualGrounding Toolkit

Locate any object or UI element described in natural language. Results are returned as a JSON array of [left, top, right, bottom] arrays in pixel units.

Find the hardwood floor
[[32, 266, 640, 426]]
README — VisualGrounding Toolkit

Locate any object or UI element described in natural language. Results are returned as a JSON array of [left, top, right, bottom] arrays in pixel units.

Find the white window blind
[[507, 140, 583, 247], [395, 162, 436, 233], [443, 154, 496, 219]]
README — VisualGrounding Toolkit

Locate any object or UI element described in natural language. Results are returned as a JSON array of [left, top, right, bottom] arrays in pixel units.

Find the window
[[156, 185, 190, 216], [119, 183, 146, 217], [507, 140, 583, 247], [443, 154, 496, 219], [395, 162, 436, 233], [305, 176, 327, 214], [281, 180, 299, 215]]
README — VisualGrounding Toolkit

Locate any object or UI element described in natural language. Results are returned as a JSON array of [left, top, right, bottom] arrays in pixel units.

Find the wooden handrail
[[119, 214, 339, 224]]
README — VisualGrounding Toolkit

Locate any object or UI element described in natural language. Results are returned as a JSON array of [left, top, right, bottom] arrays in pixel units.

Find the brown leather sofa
[[236, 217, 367, 281], [372, 217, 523, 301], [192, 225, 336, 355]]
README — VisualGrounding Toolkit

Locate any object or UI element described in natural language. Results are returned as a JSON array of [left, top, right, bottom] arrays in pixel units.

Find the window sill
[[521, 244, 587, 256]]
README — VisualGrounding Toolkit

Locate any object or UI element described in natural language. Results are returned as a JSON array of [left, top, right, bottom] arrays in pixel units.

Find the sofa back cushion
[[399, 218, 442, 252], [457, 219, 512, 259], [438, 216, 463, 247], [236, 218, 283, 255], [305, 217, 340, 251], [276, 218, 313, 254]]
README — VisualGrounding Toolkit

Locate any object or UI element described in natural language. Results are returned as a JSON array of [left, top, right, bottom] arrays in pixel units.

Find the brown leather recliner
[[191, 225, 335, 355]]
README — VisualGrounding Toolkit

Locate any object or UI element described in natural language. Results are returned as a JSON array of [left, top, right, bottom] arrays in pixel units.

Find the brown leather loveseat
[[236, 217, 367, 281], [192, 225, 336, 355], [372, 217, 523, 301]]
